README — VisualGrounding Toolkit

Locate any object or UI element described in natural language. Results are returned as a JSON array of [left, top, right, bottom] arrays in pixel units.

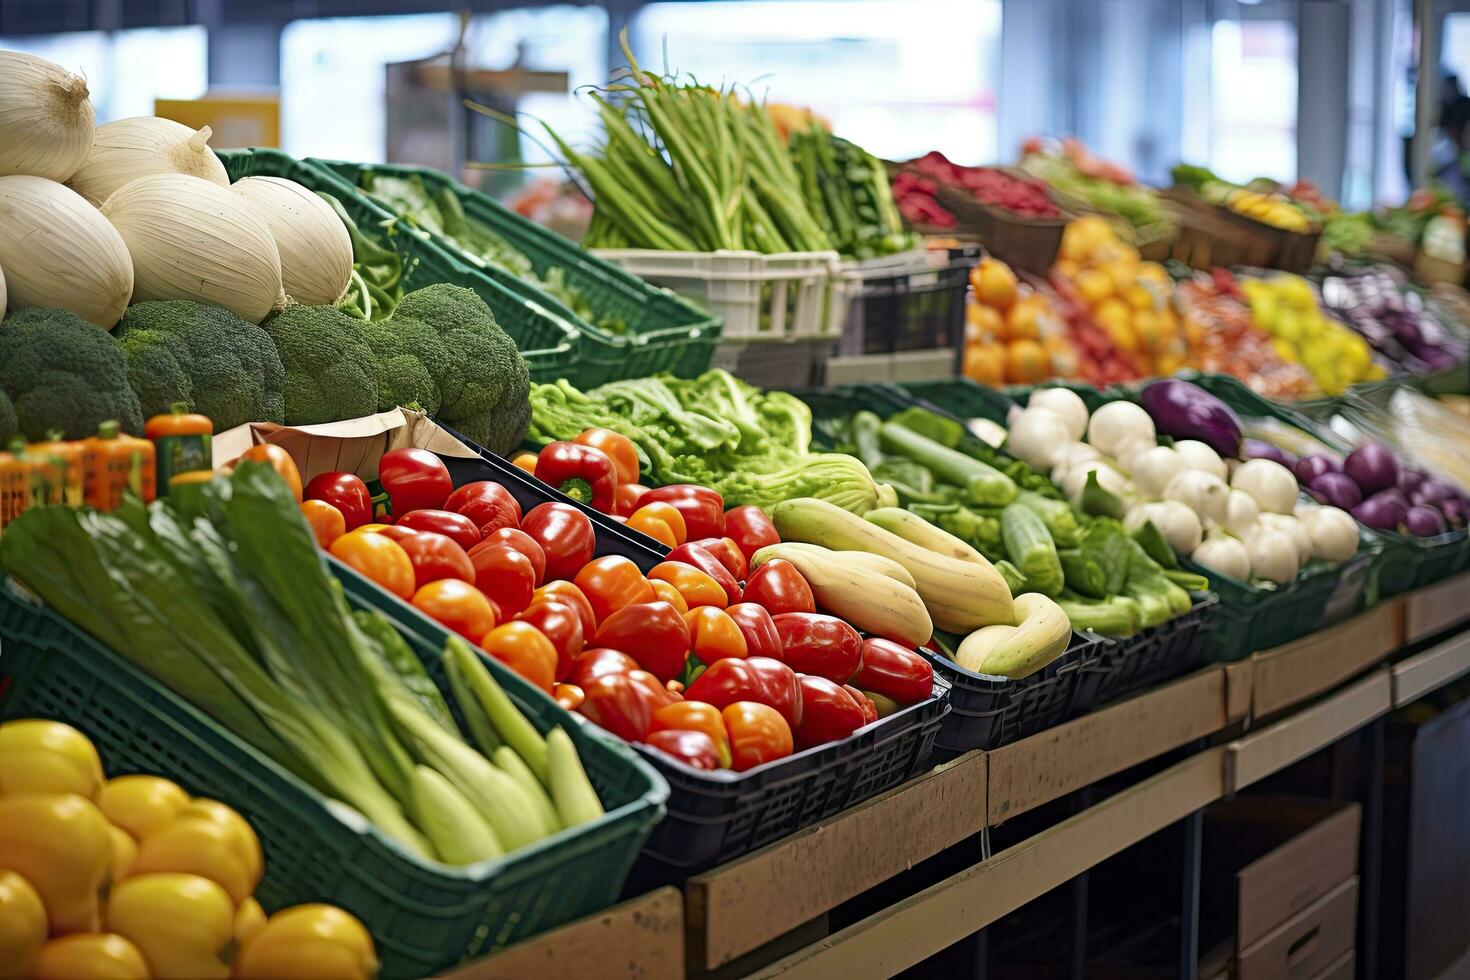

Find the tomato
[[570, 647, 640, 688], [330, 531, 415, 599], [396, 530, 475, 590], [480, 621, 557, 693], [793, 675, 867, 749], [573, 555, 655, 624], [303, 472, 373, 530], [515, 599, 585, 681], [722, 702, 793, 771], [644, 729, 721, 770], [470, 544, 536, 616], [578, 673, 653, 741], [378, 447, 453, 514], [629, 502, 686, 544], [663, 544, 740, 605], [650, 579, 689, 614], [647, 561, 727, 609], [613, 483, 650, 517], [771, 612, 864, 684], [445, 481, 522, 538], [533, 581, 597, 637], [472, 528, 546, 585], [723, 506, 779, 562], [574, 428, 640, 485], [650, 701, 732, 768], [724, 603, 783, 660], [520, 503, 596, 582], [625, 511, 678, 548], [742, 559, 815, 615], [553, 683, 584, 711], [685, 607, 748, 666], [299, 499, 346, 549], [354, 523, 393, 534], [235, 445, 302, 501], [412, 579, 499, 640], [510, 452, 538, 475], [594, 601, 690, 682], [688, 537, 748, 581], [394, 509, 481, 551]]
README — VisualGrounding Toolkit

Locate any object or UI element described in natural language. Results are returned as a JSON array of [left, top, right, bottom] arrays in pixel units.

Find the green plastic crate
[[311, 159, 723, 386], [217, 148, 582, 384], [0, 563, 666, 980]]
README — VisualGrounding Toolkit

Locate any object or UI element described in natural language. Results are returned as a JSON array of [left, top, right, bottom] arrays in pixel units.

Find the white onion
[[1132, 445, 1183, 498], [1027, 388, 1089, 442], [1005, 407, 1069, 471], [1086, 401, 1155, 458], [1173, 440, 1228, 480], [1231, 458, 1299, 515], [231, 175, 352, 306], [102, 173, 284, 324], [1192, 534, 1251, 582], [1222, 489, 1261, 538], [0, 51, 95, 181], [69, 116, 229, 206], [0, 175, 132, 327]]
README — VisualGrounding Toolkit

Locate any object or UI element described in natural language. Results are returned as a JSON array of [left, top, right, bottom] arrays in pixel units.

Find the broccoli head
[[394, 284, 530, 453], [260, 304, 379, 425], [0, 388, 15, 445], [0, 308, 144, 439], [358, 315, 454, 416], [115, 300, 287, 431]]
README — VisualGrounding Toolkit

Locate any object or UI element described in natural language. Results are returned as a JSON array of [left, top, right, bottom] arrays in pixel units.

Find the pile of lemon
[[1239, 274, 1385, 394], [1223, 189, 1312, 233]]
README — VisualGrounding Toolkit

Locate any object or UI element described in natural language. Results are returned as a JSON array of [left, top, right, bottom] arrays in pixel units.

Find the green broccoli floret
[[260, 304, 379, 425], [0, 308, 144, 439], [358, 315, 454, 416], [114, 300, 287, 431], [394, 284, 530, 453], [0, 388, 16, 445]]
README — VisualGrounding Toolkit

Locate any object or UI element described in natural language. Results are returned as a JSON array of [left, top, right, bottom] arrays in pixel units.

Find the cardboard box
[[212, 408, 477, 482], [1237, 877, 1357, 980]]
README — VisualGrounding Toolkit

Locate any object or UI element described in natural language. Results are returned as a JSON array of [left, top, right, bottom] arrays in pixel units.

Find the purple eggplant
[[1140, 379, 1242, 458], [1343, 443, 1401, 497], [1309, 471, 1362, 510], [1243, 439, 1297, 469], [1295, 455, 1340, 486]]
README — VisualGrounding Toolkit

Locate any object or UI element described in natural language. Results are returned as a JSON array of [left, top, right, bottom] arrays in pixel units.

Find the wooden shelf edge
[[1404, 570, 1470, 644], [1249, 599, 1404, 720], [1393, 629, 1470, 706]]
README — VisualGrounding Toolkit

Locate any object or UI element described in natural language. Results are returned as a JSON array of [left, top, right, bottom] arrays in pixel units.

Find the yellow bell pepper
[[109, 825, 138, 882], [0, 720, 104, 800], [32, 934, 151, 980], [131, 814, 258, 905], [0, 870, 47, 979], [98, 776, 189, 840], [232, 904, 379, 980], [107, 873, 234, 980], [0, 793, 112, 934], [234, 897, 268, 948], [177, 799, 264, 885]]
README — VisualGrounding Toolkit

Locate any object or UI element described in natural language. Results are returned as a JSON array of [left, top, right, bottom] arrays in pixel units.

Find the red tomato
[[473, 527, 547, 585], [650, 701, 733, 768], [515, 599, 585, 682], [303, 472, 374, 530], [793, 675, 867, 749], [300, 499, 346, 548], [594, 601, 690, 682], [644, 730, 720, 770], [396, 530, 475, 590], [722, 702, 793, 771], [470, 543, 537, 616], [412, 579, 498, 640], [533, 581, 597, 637], [573, 555, 655, 624], [579, 673, 653, 741], [520, 502, 596, 582], [613, 483, 650, 517], [480, 621, 557, 693], [688, 537, 748, 581], [771, 612, 864, 684], [378, 448, 453, 514], [626, 669, 681, 710], [724, 603, 783, 660], [684, 607, 748, 666], [445, 481, 522, 538], [742, 559, 815, 615], [574, 428, 640, 485], [570, 647, 640, 688], [684, 656, 802, 729], [395, 509, 481, 551], [330, 531, 415, 599], [723, 506, 779, 562]]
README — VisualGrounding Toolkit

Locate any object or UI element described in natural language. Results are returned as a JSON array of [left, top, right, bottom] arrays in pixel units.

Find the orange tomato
[[574, 429, 640, 485], [1005, 294, 1045, 341], [628, 502, 686, 544], [299, 499, 346, 549], [970, 257, 1018, 310], [1005, 339, 1051, 384], [480, 621, 558, 692], [574, 555, 655, 623], [330, 531, 415, 599], [964, 343, 1008, 385], [234, 445, 302, 501], [650, 701, 732, 768], [413, 579, 499, 640], [650, 579, 690, 615]]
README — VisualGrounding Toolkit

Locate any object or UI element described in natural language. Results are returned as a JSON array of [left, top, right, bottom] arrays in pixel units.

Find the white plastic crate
[[592, 249, 840, 341]]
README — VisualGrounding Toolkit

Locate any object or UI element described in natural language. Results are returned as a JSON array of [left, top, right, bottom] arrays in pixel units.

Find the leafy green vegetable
[[1057, 592, 1142, 636], [1015, 491, 1081, 548]]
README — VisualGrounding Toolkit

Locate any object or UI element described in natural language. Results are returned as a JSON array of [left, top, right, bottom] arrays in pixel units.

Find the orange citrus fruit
[[1005, 294, 1046, 340], [966, 302, 1005, 341], [964, 343, 1008, 385], [1005, 338, 1051, 384], [971, 258, 1018, 311], [1073, 268, 1114, 307]]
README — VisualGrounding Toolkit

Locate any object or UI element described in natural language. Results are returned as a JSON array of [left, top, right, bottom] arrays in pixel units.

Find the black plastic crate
[[839, 246, 977, 355], [1073, 594, 1220, 709]]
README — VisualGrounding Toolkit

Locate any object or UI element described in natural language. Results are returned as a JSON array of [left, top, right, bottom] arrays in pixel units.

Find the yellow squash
[[0, 719, 104, 799], [107, 873, 235, 980], [0, 870, 47, 979], [233, 904, 379, 980], [98, 775, 189, 840], [0, 793, 112, 934], [31, 934, 151, 980]]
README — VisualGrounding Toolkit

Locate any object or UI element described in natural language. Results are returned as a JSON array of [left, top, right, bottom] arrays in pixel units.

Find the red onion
[[1343, 443, 1401, 497], [1294, 455, 1339, 486]]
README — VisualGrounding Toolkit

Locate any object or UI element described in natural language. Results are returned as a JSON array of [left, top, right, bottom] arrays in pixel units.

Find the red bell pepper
[[635, 485, 725, 540], [394, 508, 481, 551], [688, 537, 748, 581], [470, 543, 536, 616], [578, 673, 653, 741], [742, 559, 815, 615], [535, 442, 618, 513], [650, 701, 732, 768], [570, 647, 639, 688], [664, 543, 741, 605], [794, 675, 868, 749], [614, 483, 650, 517], [378, 448, 454, 514], [520, 503, 595, 582], [514, 599, 585, 681], [445, 480, 522, 537], [772, 612, 863, 684], [684, 656, 802, 729], [844, 685, 879, 724], [644, 729, 721, 770], [723, 506, 779, 562], [852, 638, 934, 705], [722, 702, 793, 771], [574, 428, 640, 485], [626, 669, 681, 710], [574, 555, 655, 624], [685, 606, 748, 666], [304, 471, 374, 530], [473, 527, 547, 585], [593, 601, 690, 682], [725, 603, 782, 659]]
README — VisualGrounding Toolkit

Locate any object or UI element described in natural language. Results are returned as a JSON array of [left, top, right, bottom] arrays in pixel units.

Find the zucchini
[[880, 422, 1017, 506], [1000, 503, 1064, 596], [1015, 490, 1081, 548], [850, 411, 885, 470]]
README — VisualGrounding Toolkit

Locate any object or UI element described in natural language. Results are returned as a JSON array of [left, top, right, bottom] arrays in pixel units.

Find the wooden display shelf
[[1246, 599, 1404, 721], [988, 664, 1227, 823], [1392, 628, 1470, 706], [438, 887, 683, 980], [1225, 669, 1393, 792], [1403, 570, 1470, 644], [1225, 659, 1254, 725], [685, 751, 986, 973], [747, 748, 1225, 979]]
